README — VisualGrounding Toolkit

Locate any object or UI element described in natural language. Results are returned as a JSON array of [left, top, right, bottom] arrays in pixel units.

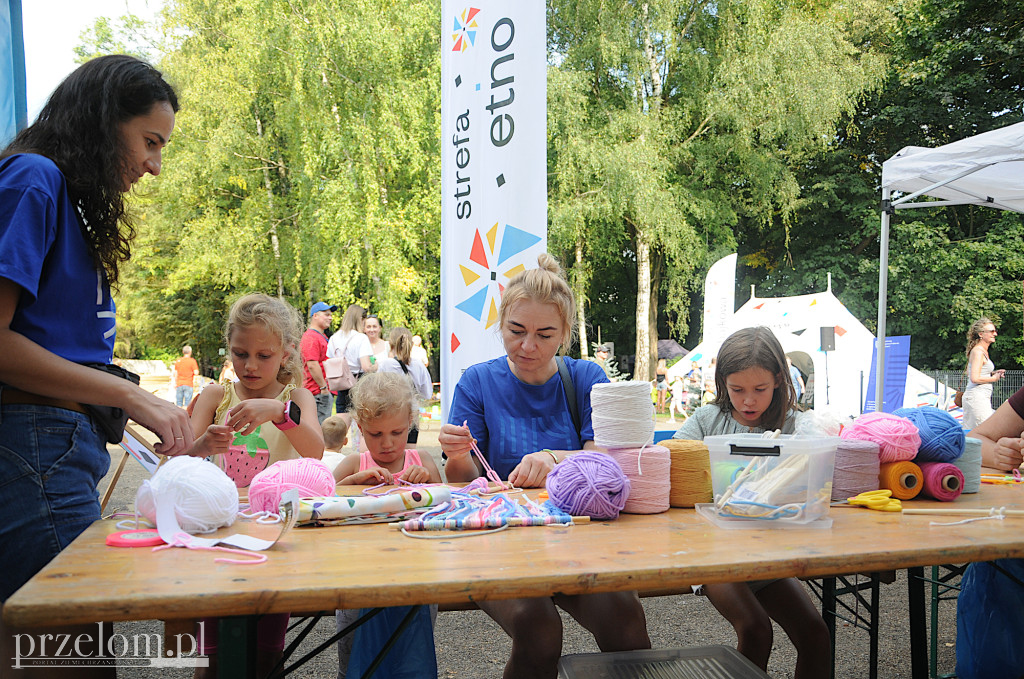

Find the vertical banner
[[864, 335, 911, 413], [700, 253, 737, 361], [0, 0, 27, 146], [440, 2, 547, 418]]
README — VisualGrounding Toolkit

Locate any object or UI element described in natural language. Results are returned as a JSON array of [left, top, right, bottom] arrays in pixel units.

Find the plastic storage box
[[696, 434, 838, 528], [558, 645, 769, 678]]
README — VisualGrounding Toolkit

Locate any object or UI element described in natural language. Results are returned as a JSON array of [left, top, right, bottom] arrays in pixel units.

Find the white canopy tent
[[874, 122, 1024, 409]]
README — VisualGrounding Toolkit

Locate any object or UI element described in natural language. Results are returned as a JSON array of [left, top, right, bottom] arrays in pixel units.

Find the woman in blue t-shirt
[[441, 253, 650, 679], [0, 56, 189, 669]]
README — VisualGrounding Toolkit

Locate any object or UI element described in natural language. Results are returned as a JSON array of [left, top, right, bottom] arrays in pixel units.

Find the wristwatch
[[274, 400, 301, 430]]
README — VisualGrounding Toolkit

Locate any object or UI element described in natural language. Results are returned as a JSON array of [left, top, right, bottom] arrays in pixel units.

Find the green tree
[[743, 0, 1024, 371], [548, 0, 888, 378]]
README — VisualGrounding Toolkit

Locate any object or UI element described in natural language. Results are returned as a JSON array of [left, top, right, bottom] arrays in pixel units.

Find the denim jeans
[[0, 400, 109, 601], [314, 390, 332, 424], [175, 384, 194, 407]]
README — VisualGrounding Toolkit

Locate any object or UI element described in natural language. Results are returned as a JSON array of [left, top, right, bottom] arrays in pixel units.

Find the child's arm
[[187, 385, 233, 457], [225, 388, 325, 459], [332, 452, 396, 485]]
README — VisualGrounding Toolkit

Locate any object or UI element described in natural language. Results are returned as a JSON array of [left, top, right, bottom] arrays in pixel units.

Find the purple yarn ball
[[545, 451, 630, 520]]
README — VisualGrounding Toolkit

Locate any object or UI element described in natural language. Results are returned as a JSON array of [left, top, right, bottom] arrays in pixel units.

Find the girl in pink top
[[333, 372, 440, 485]]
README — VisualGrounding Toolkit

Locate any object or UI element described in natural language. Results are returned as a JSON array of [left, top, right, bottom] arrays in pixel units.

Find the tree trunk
[[649, 248, 663, 375], [634, 227, 651, 381], [255, 114, 284, 297], [575, 238, 590, 360]]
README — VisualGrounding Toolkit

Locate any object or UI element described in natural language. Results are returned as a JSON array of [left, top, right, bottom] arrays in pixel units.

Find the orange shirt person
[[172, 345, 199, 407]]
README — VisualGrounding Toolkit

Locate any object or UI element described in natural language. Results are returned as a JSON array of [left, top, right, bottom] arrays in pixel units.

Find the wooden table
[[6, 484, 1024, 675]]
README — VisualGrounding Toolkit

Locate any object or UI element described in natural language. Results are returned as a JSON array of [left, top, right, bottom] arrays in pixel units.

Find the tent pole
[[875, 189, 892, 412]]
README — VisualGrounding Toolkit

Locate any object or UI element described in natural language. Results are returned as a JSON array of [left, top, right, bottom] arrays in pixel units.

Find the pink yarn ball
[[546, 451, 630, 520], [841, 411, 921, 463], [248, 458, 336, 513]]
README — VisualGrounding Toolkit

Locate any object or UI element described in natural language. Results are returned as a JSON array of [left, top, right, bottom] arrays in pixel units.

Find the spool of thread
[[711, 462, 746, 495], [878, 460, 923, 500], [545, 451, 630, 520], [951, 437, 982, 493], [841, 412, 921, 463], [918, 461, 965, 502], [831, 439, 881, 501], [590, 381, 655, 449], [607, 446, 671, 514], [893, 407, 965, 462], [248, 458, 337, 513], [136, 456, 239, 534], [660, 439, 712, 507]]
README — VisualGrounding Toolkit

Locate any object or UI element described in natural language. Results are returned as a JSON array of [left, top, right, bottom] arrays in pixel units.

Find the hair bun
[[536, 252, 562, 276]]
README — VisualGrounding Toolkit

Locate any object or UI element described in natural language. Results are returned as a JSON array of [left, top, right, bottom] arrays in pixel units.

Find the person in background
[[0, 54, 189, 675], [320, 413, 349, 475], [962, 317, 1005, 429], [173, 345, 199, 407], [327, 304, 376, 427], [363, 314, 390, 364], [593, 343, 614, 380], [411, 333, 429, 370], [378, 327, 432, 444], [218, 356, 237, 385], [787, 356, 805, 403], [655, 358, 669, 413], [301, 301, 336, 424]]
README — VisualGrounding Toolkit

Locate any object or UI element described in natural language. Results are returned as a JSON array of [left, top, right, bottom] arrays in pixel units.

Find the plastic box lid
[[558, 645, 770, 679]]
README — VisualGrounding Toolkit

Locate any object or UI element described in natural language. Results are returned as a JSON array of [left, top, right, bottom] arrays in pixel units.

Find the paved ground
[[94, 377, 958, 677]]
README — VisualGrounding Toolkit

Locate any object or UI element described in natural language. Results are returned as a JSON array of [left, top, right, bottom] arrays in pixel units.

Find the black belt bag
[[81, 362, 140, 444]]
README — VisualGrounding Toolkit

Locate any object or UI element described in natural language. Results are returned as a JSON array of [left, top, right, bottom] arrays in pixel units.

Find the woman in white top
[[377, 327, 432, 444], [363, 314, 391, 364], [326, 304, 375, 424], [963, 317, 1005, 430]]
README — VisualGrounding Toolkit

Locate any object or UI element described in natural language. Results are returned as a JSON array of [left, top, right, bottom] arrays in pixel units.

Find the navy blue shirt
[[448, 356, 607, 479], [0, 154, 115, 363]]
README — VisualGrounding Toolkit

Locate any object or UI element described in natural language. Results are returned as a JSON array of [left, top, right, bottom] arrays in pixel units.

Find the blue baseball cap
[[309, 302, 337, 316]]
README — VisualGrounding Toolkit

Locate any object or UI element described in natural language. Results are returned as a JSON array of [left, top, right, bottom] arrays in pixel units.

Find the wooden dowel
[[903, 507, 1024, 517], [391, 516, 591, 530]]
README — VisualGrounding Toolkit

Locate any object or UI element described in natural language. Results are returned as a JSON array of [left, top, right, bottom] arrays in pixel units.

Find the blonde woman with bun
[[440, 253, 650, 679]]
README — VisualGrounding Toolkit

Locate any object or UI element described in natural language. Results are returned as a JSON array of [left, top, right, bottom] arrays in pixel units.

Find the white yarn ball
[[136, 456, 239, 534]]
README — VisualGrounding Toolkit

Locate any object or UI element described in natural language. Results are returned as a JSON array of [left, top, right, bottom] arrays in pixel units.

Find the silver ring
[[175, 436, 184, 440]]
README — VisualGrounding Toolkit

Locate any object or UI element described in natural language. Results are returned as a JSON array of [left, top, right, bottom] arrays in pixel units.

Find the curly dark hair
[[1, 55, 178, 286]]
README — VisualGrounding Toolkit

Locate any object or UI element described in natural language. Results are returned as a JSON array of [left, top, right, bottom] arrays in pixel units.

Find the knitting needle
[[903, 507, 1024, 517], [390, 515, 592, 529]]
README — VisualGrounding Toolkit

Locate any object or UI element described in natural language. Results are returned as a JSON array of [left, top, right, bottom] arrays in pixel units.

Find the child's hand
[[345, 467, 395, 485], [226, 399, 285, 435], [399, 465, 431, 485], [196, 424, 233, 456]]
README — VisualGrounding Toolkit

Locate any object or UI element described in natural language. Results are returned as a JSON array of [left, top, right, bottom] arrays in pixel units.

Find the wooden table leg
[[908, 566, 928, 679]]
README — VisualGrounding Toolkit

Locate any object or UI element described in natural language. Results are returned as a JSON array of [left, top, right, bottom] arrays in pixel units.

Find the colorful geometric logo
[[451, 222, 542, 352], [451, 7, 480, 52]]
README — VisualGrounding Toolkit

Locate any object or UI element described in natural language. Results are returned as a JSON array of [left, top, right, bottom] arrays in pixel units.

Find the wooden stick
[[100, 450, 130, 513], [390, 516, 591, 530], [903, 507, 1024, 517]]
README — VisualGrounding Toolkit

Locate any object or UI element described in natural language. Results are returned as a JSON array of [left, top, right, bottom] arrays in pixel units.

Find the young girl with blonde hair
[[333, 371, 439, 485]]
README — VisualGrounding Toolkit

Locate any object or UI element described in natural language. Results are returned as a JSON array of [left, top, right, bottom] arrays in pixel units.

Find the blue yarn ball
[[893, 406, 965, 462]]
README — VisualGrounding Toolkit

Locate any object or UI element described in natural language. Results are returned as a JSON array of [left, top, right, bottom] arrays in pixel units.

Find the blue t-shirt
[[448, 356, 608, 479], [0, 154, 115, 363]]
